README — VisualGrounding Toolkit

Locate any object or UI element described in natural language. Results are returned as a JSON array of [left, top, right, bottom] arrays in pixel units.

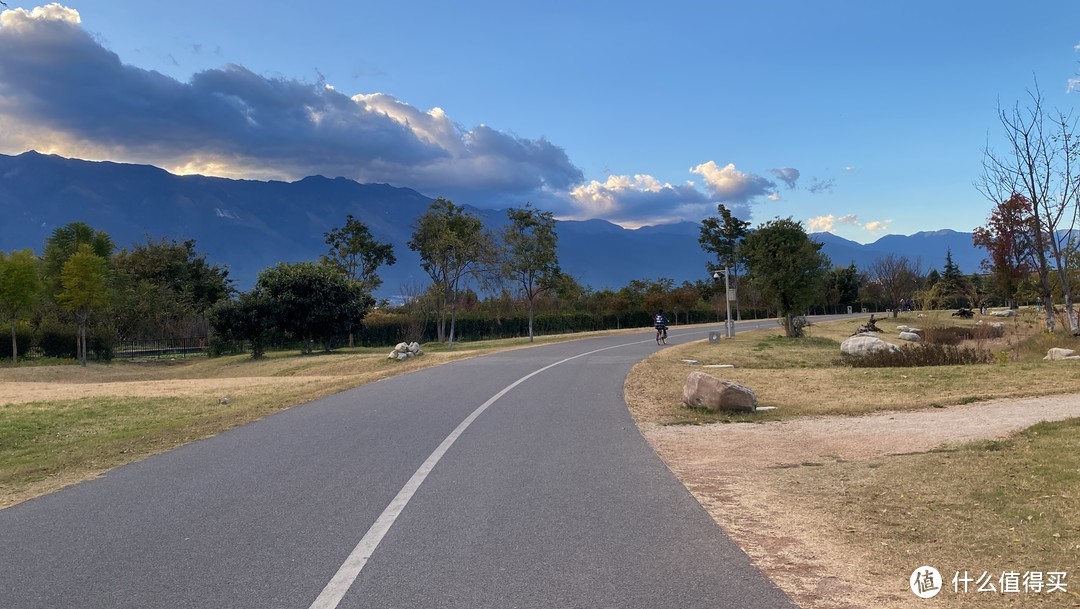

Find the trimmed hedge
[[355, 308, 739, 346]]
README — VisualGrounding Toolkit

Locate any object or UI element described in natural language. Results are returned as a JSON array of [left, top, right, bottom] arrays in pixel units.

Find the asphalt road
[[0, 321, 805, 609]]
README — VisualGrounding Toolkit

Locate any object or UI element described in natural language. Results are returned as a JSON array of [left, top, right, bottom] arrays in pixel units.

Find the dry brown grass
[[627, 310, 1080, 609], [627, 310, 1075, 426], [0, 325, 653, 508]]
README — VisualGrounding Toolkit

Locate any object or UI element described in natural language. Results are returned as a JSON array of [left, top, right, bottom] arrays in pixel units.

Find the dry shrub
[[921, 325, 974, 345], [920, 322, 1005, 346], [840, 343, 994, 367]]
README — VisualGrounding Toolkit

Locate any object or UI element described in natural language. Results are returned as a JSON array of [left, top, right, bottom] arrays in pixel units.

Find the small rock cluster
[[388, 342, 424, 361], [896, 325, 922, 343], [975, 320, 1007, 332]]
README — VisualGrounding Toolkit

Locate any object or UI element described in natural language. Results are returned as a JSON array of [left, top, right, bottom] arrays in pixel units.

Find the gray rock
[[682, 371, 757, 412], [990, 309, 1017, 317], [840, 335, 901, 357], [898, 331, 922, 342], [1044, 348, 1077, 361]]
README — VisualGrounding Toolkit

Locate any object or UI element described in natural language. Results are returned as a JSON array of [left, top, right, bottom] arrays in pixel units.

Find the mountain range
[[0, 151, 987, 296]]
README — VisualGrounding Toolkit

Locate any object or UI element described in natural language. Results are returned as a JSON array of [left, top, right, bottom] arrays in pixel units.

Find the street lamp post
[[712, 269, 735, 338]]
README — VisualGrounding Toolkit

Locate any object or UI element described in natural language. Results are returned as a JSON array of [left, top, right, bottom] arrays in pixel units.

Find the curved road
[[0, 322, 803, 609]]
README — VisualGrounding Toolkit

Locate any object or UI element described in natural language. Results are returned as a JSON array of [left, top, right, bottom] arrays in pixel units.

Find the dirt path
[[639, 395, 1080, 609]]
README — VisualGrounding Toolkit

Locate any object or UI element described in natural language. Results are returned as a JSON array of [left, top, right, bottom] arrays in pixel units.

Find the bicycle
[[655, 326, 668, 345]]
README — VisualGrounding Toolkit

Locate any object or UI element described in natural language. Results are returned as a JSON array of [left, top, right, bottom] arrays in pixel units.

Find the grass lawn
[[627, 308, 1080, 608]]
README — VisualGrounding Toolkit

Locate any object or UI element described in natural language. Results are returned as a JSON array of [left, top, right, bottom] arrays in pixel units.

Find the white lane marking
[[307, 336, 668, 609]]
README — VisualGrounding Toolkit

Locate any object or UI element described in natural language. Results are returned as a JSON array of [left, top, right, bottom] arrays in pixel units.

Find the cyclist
[[654, 308, 669, 344]]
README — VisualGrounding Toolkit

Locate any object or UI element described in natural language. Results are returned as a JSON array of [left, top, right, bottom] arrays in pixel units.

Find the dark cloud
[[770, 167, 800, 189], [807, 177, 835, 194], [0, 5, 583, 206]]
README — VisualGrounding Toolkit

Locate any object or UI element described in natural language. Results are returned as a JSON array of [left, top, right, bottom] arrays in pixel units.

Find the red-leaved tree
[[972, 193, 1037, 309]]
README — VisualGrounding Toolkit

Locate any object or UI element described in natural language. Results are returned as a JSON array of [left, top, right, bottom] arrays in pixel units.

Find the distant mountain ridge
[[0, 151, 987, 295]]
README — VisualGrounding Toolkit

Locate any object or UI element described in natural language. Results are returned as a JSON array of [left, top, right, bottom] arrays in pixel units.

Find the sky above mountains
[[2, 2, 1079, 242]]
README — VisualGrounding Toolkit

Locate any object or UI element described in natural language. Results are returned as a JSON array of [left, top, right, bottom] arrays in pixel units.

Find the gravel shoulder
[[635, 395, 1080, 608]]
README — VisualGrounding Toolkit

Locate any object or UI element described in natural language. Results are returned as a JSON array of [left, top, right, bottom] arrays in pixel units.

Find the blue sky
[[2, 2, 1079, 242]]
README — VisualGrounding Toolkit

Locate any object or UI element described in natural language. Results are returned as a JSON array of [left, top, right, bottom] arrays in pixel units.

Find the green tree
[[699, 203, 750, 319], [669, 282, 703, 325], [741, 218, 828, 337], [42, 222, 114, 290], [257, 262, 370, 354], [937, 249, 971, 309], [824, 264, 860, 314], [0, 249, 41, 363], [209, 290, 273, 359], [322, 214, 396, 295], [56, 244, 110, 366], [111, 237, 231, 339], [501, 204, 561, 341], [409, 198, 497, 346]]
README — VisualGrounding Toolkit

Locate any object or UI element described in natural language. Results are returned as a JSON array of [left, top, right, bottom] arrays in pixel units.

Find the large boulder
[[682, 371, 757, 412], [898, 331, 922, 342], [840, 335, 901, 357], [990, 309, 1017, 317]]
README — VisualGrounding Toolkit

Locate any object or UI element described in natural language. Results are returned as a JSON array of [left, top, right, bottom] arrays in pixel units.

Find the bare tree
[[978, 82, 1080, 331], [868, 254, 921, 318]]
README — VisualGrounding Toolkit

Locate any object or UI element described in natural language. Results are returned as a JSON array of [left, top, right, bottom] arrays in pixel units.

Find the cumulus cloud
[[566, 174, 715, 227], [770, 167, 800, 189], [864, 220, 892, 234], [807, 215, 836, 233], [690, 161, 777, 204], [0, 4, 583, 206], [808, 213, 888, 236]]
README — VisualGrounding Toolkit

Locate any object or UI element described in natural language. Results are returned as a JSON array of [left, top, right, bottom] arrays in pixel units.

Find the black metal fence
[[114, 337, 208, 359]]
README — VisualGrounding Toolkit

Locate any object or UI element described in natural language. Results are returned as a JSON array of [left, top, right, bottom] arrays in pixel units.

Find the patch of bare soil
[[638, 395, 1080, 609], [0, 376, 349, 405]]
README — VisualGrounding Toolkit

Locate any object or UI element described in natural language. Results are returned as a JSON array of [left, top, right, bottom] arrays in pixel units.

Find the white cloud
[[690, 161, 776, 203], [807, 213, 889, 236], [565, 173, 711, 226], [864, 220, 892, 234], [807, 215, 836, 232], [0, 3, 81, 29]]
